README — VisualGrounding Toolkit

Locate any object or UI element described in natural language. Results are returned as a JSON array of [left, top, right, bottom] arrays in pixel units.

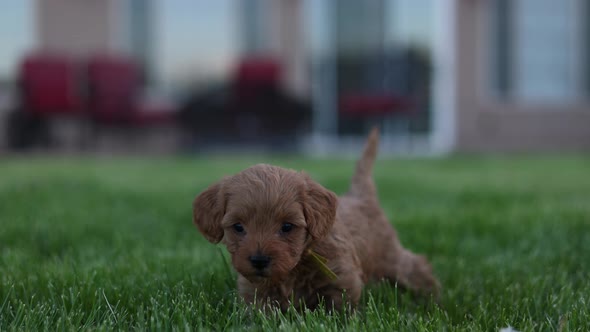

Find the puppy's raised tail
[[349, 127, 379, 198]]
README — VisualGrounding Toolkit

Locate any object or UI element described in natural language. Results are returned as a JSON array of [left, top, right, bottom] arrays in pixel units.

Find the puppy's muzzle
[[249, 255, 271, 270]]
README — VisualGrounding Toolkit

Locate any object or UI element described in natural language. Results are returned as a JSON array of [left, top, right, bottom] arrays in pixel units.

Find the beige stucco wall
[[268, 0, 308, 97], [454, 0, 590, 152], [35, 0, 120, 57]]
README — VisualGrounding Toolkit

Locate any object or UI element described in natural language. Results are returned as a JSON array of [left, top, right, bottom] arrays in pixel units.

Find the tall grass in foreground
[[1, 156, 589, 330]]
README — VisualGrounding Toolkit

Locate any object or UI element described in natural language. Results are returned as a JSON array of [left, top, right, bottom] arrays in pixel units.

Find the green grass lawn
[[1, 156, 589, 331]]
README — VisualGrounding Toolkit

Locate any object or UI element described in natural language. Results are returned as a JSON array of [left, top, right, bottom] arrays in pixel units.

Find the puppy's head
[[193, 164, 337, 283]]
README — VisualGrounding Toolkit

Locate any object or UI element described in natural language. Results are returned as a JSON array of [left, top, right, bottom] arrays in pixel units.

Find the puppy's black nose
[[249, 255, 271, 269]]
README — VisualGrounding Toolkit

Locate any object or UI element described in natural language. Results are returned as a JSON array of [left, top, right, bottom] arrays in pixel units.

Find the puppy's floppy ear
[[193, 182, 226, 243], [302, 175, 338, 241]]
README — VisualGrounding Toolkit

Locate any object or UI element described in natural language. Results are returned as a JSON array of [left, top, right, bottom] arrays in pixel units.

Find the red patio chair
[[339, 93, 416, 139], [20, 53, 82, 116], [9, 53, 86, 149], [233, 57, 282, 102], [339, 93, 413, 117], [87, 55, 175, 126]]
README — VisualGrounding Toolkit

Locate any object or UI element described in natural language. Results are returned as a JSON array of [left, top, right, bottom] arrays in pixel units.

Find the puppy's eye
[[233, 223, 245, 233], [280, 223, 294, 233]]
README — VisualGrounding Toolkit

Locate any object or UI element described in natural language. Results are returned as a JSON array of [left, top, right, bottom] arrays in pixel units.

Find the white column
[[430, 0, 457, 154]]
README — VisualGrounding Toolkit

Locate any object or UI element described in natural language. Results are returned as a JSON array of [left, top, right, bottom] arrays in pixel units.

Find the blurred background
[[0, 0, 588, 156]]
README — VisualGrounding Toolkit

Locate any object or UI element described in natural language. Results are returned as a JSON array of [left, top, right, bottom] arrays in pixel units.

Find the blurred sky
[[0, 0, 431, 83], [0, 0, 32, 80]]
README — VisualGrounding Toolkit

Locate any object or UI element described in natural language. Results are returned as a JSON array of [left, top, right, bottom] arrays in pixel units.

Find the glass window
[[493, 0, 585, 103], [158, 0, 237, 90]]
